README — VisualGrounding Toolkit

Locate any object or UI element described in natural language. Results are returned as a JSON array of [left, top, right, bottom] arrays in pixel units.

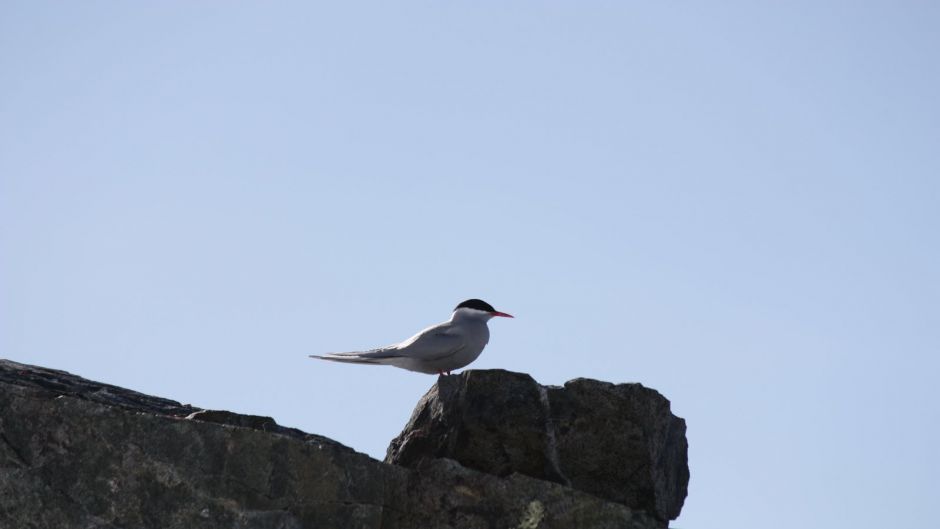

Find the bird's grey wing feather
[[318, 347, 397, 359], [308, 354, 382, 364]]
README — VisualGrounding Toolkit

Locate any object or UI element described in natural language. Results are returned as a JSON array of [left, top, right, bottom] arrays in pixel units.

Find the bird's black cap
[[454, 299, 496, 312]]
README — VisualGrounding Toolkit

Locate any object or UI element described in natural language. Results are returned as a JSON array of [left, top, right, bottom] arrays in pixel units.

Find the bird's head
[[452, 299, 514, 321]]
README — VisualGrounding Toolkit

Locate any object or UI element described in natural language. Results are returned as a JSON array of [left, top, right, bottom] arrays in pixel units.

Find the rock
[[386, 369, 689, 523], [0, 360, 666, 529]]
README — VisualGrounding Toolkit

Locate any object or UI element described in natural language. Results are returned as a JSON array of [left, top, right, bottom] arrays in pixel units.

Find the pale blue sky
[[2, 2, 938, 528]]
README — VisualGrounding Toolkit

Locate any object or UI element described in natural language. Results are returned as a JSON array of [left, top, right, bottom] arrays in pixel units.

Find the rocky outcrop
[[0, 360, 686, 528], [386, 370, 689, 523]]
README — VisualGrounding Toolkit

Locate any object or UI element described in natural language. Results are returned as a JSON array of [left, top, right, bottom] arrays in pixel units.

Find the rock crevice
[[537, 384, 570, 488]]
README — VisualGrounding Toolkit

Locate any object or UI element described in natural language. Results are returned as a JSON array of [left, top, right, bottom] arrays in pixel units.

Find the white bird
[[310, 299, 513, 375]]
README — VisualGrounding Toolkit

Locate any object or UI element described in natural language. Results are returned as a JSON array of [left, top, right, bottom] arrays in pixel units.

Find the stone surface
[[386, 369, 689, 522], [0, 360, 666, 529]]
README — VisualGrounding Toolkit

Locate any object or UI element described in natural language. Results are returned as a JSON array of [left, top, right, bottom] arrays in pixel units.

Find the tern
[[310, 299, 513, 375]]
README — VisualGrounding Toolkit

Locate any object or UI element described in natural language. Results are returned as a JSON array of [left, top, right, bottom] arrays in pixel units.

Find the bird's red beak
[[491, 311, 514, 318]]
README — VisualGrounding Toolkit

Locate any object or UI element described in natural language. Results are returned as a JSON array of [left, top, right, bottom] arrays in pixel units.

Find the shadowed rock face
[[0, 360, 682, 528], [386, 369, 689, 523]]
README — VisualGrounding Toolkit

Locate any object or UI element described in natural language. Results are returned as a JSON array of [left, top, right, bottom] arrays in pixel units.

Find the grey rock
[[386, 369, 689, 523], [0, 360, 666, 529]]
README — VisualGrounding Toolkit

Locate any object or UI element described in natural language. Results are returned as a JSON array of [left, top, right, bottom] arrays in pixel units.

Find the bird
[[310, 299, 513, 375]]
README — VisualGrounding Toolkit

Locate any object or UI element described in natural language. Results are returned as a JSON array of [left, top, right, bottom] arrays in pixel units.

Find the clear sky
[[2, 2, 938, 528]]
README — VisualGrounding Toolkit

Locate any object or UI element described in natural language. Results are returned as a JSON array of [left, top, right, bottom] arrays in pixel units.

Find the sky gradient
[[2, 2, 938, 528]]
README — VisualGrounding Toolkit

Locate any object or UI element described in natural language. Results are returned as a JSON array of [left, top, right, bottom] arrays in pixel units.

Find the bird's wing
[[312, 321, 465, 362], [387, 321, 467, 361]]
